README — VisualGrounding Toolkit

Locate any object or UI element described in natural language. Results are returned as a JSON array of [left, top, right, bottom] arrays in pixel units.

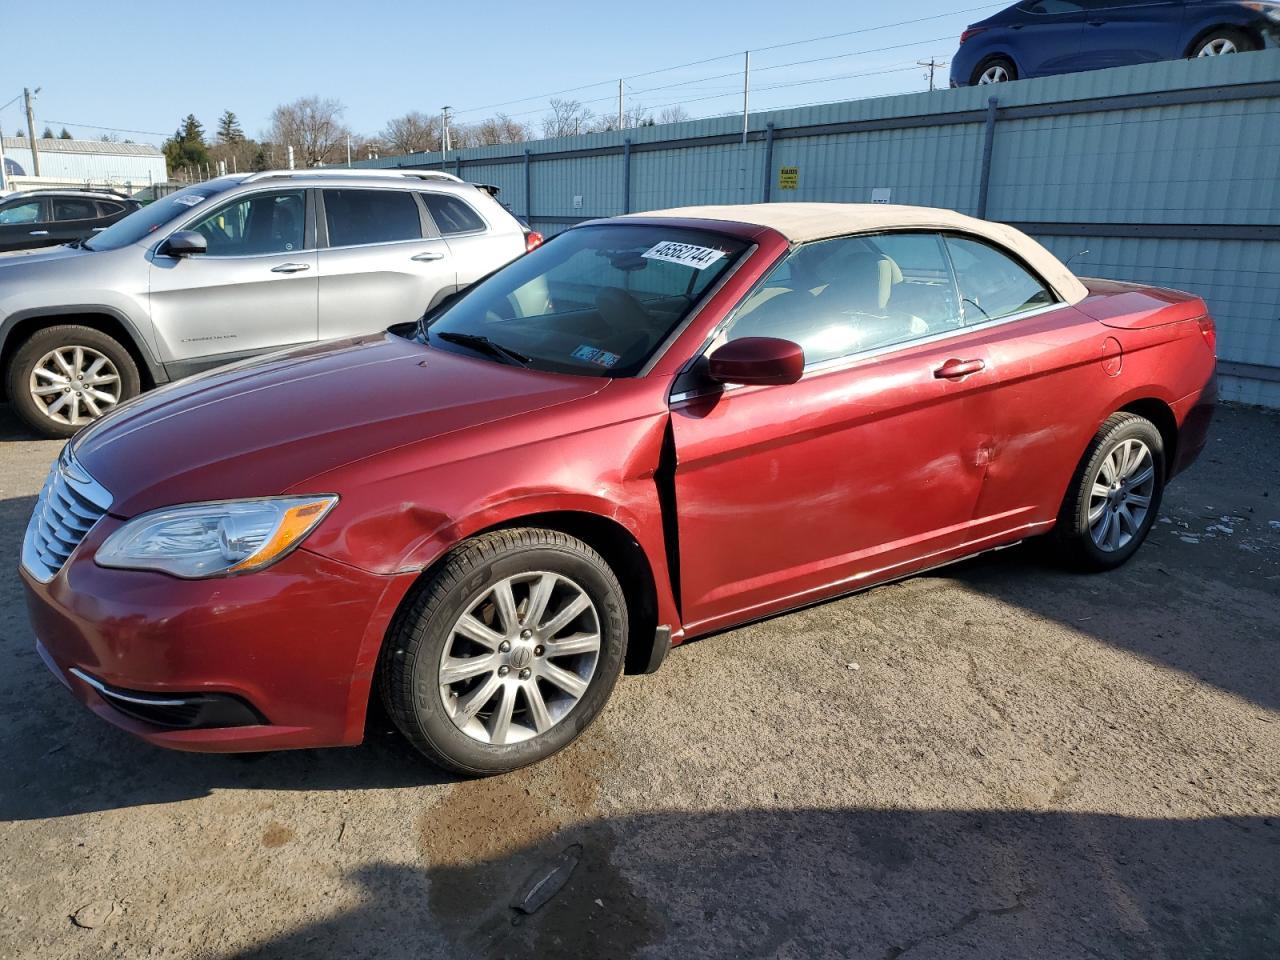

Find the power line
[[451, 1, 1001, 118], [43, 119, 167, 138]]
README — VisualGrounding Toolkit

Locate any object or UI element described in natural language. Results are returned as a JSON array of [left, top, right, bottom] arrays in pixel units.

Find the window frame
[[96, 200, 127, 218], [671, 228, 1064, 401], [419, 190, 489, 238], [156, 187, 316, 260], [315, 186, 435, 250]]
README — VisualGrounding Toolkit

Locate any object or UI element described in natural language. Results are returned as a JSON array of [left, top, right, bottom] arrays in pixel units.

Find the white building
[[0, 137, 167, 193]]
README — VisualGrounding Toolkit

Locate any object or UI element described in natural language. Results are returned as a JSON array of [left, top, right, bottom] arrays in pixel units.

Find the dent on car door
[[669, 231, 1005, 635], [148, 189, 318, 365], [939, 234, 1105, 528], [316, 188, 453, 340]]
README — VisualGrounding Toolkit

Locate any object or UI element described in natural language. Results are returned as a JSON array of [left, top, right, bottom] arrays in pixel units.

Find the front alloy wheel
[[30, 345, 123, 426], [380, 528, 627, 775], [438, 571, 602, 746]]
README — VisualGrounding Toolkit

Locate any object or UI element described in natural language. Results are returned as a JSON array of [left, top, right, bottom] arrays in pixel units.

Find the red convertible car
[[20, 204, 1216, 774]]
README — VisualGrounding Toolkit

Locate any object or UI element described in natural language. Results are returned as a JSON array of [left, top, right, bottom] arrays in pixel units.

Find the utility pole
[[618, 78, 624, 129], [917, 58, 947, 92], [346, 134, 352, 167], [741, 51, 751, 147], [287, 144, 295, 170], [441, 106, 452, 170], [24, 87, 41, 177], [0, 125, 7, 192]]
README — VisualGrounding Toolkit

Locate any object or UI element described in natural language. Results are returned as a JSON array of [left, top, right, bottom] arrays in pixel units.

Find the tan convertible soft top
[[623, 202, 1089, 305]]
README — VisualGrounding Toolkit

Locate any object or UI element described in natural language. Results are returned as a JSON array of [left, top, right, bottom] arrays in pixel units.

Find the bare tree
[[380, 111, 441, 155], [543, 98, 595, 138], [473, 113, 531, 146], [657, 105, 692, 125], [266, 96, 350, 166]]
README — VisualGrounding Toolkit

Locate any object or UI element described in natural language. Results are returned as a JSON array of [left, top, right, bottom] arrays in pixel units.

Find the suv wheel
[[379, 528, 627, 775], [1192, 28, 1256, 57], [7, 325, 140, 439]]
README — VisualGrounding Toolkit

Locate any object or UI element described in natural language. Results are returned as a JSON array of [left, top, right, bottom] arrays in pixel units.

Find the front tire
[[379, 528, 627, 775], [6, 325, 140, 439], [1052, 413, 1165, 571]]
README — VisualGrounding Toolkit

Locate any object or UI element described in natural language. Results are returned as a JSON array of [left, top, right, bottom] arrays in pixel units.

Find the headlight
[[96, 496, 337, 578]]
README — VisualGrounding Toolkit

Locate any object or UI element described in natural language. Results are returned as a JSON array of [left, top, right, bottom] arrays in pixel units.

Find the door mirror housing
[[707, 337, 804, 386], [161, 230, 207, 257]]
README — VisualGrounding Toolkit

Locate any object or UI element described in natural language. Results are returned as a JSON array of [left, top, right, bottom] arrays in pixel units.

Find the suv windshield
[[86, 181, 237, 251], [426, 224, 748, 377]]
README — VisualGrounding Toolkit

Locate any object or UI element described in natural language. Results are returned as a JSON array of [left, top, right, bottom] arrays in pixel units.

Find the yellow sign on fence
[[778, 166, 799, 190]]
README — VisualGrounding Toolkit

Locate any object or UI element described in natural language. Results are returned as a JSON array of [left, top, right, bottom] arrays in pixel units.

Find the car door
[[669, 231, 1006, 634], [1015, 0, 1090, 75], [1075, 0, 1186, 68], [940, 234, 1119, 528], [48, 195, 101, 246], [316, 187, 454, 341], [0, 197, 51, 251], [148, 188, 318, 368]]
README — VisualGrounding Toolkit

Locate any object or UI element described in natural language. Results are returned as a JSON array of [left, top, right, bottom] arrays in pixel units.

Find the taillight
[[1197, 315, 1217, 355], [960, 26, 987, 44], [525, 231, 544, 253]]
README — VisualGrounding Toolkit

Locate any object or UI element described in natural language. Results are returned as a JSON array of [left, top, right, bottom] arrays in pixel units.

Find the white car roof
[[624, 202, 1089, 305]]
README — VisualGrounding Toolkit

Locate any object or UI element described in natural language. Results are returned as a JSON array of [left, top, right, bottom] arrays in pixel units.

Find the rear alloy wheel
[[1053, 413, 1165, 571], [379, 528, 627, 775], [7, 324, 141, 439], [974, 57, 1017, 85], [1193, 29, 1256, 57]]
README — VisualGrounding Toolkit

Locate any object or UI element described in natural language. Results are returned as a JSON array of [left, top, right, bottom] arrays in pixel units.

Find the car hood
[[72, 332, 607, 516]]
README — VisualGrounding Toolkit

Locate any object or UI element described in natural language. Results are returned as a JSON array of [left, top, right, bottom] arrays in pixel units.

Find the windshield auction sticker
[[642, 241, 726, 270]]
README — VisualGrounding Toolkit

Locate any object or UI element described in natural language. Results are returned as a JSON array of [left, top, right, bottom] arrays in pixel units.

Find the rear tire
[[379, 528, 627, 776], [1052, 413, 1165, 571], [972, 56, 1017, 85], [6, 325, 140, 439], [1191, 28, 1257, 58]]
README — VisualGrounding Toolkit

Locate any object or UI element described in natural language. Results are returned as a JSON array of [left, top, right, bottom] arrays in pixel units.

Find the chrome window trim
[[317, 235, 445, 254], [668, 299, 1068, 405]]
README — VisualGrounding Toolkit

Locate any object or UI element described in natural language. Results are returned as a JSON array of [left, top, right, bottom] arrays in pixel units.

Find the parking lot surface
[[0, 401, 1276, 960]]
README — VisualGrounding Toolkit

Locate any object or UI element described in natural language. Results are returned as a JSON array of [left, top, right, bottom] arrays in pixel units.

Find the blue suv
[[951, 0, 1280, 86]]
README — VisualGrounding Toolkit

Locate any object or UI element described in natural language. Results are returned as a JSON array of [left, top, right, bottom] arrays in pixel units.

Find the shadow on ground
[[219, 806, 1280, 959]]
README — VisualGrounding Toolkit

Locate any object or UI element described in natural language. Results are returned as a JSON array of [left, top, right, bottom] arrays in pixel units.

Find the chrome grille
[[21, 449, 112, 582]]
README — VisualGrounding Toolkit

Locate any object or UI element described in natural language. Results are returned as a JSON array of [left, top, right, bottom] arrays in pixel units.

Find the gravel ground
[[0, 402, 1276, 960]]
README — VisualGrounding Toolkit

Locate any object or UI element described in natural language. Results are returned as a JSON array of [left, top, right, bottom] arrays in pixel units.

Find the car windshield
[[425, 224, 749, 377], [85, 181, 237, 251]]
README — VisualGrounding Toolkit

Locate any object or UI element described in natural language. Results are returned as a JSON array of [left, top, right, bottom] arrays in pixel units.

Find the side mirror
[[707, 337, 804, 386], [160, 230, 207, 257]]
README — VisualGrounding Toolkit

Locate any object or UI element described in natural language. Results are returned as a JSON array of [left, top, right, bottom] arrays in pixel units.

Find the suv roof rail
[[239, 168, 466, 185]]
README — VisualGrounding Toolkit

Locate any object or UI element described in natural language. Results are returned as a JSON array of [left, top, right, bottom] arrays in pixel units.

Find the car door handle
[[411, 251, 445, 262], [29, 230, 49, 236], [934, 358, 986, 380], [270, 262, 311, 273]]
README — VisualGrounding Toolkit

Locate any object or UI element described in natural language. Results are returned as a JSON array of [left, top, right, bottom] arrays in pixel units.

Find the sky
[[2, 0, 1008, 148]]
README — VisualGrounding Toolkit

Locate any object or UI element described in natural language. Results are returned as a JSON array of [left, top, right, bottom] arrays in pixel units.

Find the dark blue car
[[950, 0, 1280, 86]]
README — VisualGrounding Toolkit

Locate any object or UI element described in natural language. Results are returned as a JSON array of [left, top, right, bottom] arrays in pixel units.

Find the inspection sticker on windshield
[[642, 240, 726, 270], [172, 195, 205, 207], [572, 345, 620, 368]]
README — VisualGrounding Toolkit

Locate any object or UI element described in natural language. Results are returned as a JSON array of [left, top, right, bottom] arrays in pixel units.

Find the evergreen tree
[[41, 126, 54, 139], [163, 114, 211, 176], [58, 127, 72, 139], [217, 110, 245, 144]]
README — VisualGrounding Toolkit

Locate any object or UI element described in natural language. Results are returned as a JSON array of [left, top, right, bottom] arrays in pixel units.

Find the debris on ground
[[511, 844, 582, 915]]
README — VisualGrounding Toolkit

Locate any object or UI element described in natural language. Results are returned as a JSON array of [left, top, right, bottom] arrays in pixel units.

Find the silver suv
[[0, 169, 533, 437]]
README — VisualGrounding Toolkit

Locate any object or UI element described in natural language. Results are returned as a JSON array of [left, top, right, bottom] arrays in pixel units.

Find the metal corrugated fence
[[359, 51, 1280, 406]]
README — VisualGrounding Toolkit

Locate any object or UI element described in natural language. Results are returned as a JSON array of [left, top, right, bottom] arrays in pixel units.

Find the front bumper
[[22, 517, 417, 752]]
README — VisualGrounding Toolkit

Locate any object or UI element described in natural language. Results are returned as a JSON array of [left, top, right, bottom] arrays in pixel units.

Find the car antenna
[[1065, 247, 1090, 268]]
